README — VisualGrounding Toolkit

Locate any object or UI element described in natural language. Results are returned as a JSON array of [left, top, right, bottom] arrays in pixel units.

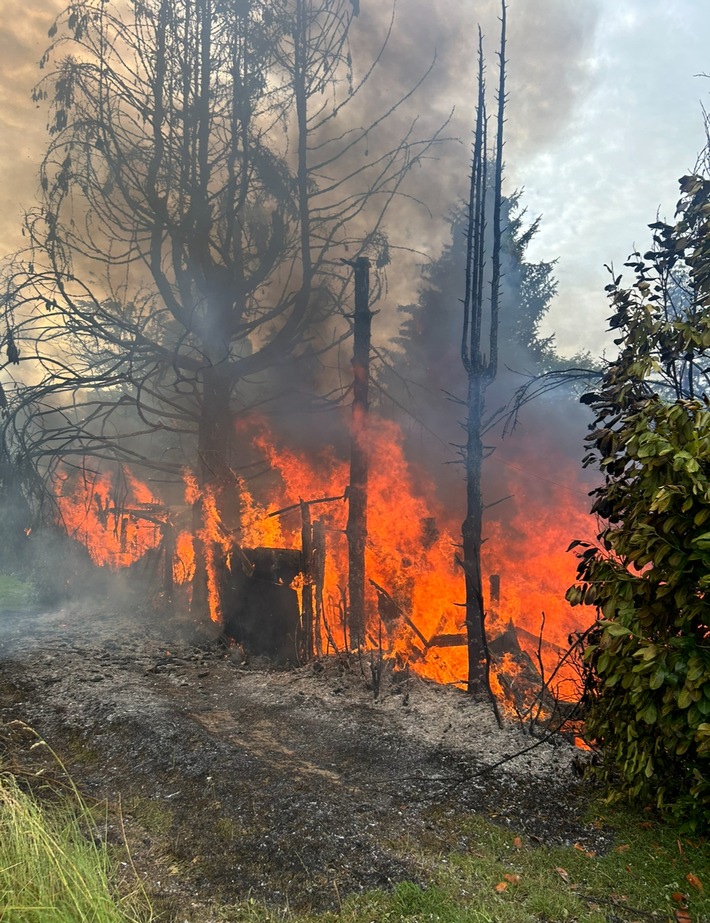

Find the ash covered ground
[[0, 589, 604, 921]]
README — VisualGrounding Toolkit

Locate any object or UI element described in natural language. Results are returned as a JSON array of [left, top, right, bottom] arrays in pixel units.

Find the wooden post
[[300, 499, 314, 659], [345, 256, 372, 649], [163, 521, 175, 603], [313, 518, 326, 658]]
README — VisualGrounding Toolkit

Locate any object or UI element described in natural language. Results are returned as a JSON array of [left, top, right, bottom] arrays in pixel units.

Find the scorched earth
[[0, 589, 602, 921]]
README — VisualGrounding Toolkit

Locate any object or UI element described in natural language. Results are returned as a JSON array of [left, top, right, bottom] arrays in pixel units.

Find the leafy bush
[[568, 173, 710, 831]]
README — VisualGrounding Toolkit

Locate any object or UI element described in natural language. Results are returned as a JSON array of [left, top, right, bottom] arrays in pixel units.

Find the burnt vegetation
[[0, 0, 578, 707], [0, 0, 707, 873]]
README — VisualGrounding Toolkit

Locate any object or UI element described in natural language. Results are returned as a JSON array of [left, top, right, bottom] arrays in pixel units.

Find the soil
[[0, 592, 605, 921]]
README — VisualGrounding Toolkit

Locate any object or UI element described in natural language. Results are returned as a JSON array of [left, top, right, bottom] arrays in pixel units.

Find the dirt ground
[[0, 591, 605, 921]]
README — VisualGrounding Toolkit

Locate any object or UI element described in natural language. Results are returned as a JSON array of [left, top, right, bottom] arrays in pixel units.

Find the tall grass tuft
[[0, 771, 152, 923]]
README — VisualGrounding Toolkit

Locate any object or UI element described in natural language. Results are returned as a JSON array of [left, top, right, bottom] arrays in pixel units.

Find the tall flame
[[54, 467, 163, 569], [54, 410, 594, 696]]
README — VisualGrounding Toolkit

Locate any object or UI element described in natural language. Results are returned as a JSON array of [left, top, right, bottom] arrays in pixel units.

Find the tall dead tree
[[345, 257, 372, 648], [461, 4, 506, 696]]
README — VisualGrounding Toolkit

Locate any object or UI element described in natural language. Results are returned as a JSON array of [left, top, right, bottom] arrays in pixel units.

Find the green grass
[[0, 574, 35, 611], [124, 796, 174, 839], [0, 772, 152, 923], [208, 805, 710, 923]]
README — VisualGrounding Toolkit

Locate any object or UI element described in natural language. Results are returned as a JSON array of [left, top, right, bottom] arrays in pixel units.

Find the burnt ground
[[0, 592, 606, 921]]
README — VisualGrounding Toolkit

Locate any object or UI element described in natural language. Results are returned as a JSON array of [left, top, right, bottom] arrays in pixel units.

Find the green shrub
[[568, 173, 710, 831]]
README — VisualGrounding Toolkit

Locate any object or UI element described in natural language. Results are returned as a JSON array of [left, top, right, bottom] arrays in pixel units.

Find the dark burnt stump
[[222, 547, 302, 664]]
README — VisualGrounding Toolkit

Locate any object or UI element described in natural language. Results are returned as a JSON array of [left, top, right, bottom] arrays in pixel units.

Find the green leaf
[[678, 687, 693, 709], [604, 622, 631, 639]]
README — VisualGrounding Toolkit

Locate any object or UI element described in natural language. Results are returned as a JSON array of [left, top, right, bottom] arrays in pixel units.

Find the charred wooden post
[[163, 521, 175, 602], [345, 256, 372, 648], [313, 518, 326, 658], [222, 547, 301, 663], [300, 499, 314, 659]]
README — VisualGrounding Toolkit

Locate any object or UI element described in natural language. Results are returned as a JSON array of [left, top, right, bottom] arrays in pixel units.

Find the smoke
[[506, 1, 600, 155], [0, 0, 602, 313], [341, 0, 602, 318], [0, 0, 65, 256]]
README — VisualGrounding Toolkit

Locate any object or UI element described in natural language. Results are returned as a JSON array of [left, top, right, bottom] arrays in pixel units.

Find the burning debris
[[221, 546, 302, 664], [43, 404, 592, 720]]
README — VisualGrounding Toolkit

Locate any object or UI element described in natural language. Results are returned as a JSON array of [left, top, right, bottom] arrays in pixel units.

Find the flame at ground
[[53, 414, 595, 698], [247, 414, 594, 689]]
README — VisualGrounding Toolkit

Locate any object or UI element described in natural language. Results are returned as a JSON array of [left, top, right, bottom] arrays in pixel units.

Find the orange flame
[[54, 411, 594, 700], [246, 413, 593, 689], [54, 466, 163, 569]]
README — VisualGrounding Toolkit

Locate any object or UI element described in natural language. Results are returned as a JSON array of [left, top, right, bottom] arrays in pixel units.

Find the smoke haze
[[0, 0, 600, 307]]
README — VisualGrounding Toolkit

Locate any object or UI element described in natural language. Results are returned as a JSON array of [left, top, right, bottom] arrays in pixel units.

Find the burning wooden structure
[[47, 389, 593, 702]]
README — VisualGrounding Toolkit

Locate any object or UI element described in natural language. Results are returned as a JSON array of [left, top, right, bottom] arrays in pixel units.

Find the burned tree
[[460, 5, 507, 696], [345, 257, 372, 648], [0, 0, 444, 624]]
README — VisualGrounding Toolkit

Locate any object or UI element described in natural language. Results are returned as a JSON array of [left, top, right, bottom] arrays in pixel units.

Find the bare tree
[[1, 0, 445, 616], [460, 3, 506, 697]]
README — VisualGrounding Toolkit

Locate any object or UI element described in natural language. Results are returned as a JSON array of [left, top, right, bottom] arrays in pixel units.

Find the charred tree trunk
[[192, 362, 239, 620], [345, 257, 372, 648], [462, 373, 487, 692], [461, 4, 506, 703]]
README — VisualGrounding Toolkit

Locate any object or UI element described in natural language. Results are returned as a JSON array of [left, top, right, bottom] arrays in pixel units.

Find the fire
[[173, 529, 196, 585], [238, 477, 284, 548], [54, 466, 163, 569], [245, 413, 594, 690], [53, 411, 595, 701]]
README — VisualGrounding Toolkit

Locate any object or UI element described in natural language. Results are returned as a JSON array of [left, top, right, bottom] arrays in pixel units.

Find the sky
[[511, 0, 710, 355], [0, 0, 708, 358]]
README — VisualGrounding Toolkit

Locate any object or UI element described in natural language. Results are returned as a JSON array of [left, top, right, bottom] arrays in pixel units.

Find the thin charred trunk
[[346, 257, 372, 649], [461, 4, 506, 702], [192, 362, 238, 620], [462, 374, 487, 692]]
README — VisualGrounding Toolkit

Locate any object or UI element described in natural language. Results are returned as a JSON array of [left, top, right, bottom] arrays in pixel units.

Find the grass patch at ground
[[124, 795, 174, 839], [208, 803, 710, 923], [0, 771, 152, 923], [0, 573, 35, 611]]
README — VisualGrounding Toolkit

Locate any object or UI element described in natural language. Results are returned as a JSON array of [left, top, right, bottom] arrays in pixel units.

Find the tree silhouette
[[1, 0, 444, 617]]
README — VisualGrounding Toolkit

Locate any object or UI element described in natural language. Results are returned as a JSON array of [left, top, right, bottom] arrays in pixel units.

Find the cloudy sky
[[0, 0, 708, 357], [509, 0, 710, 355]]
